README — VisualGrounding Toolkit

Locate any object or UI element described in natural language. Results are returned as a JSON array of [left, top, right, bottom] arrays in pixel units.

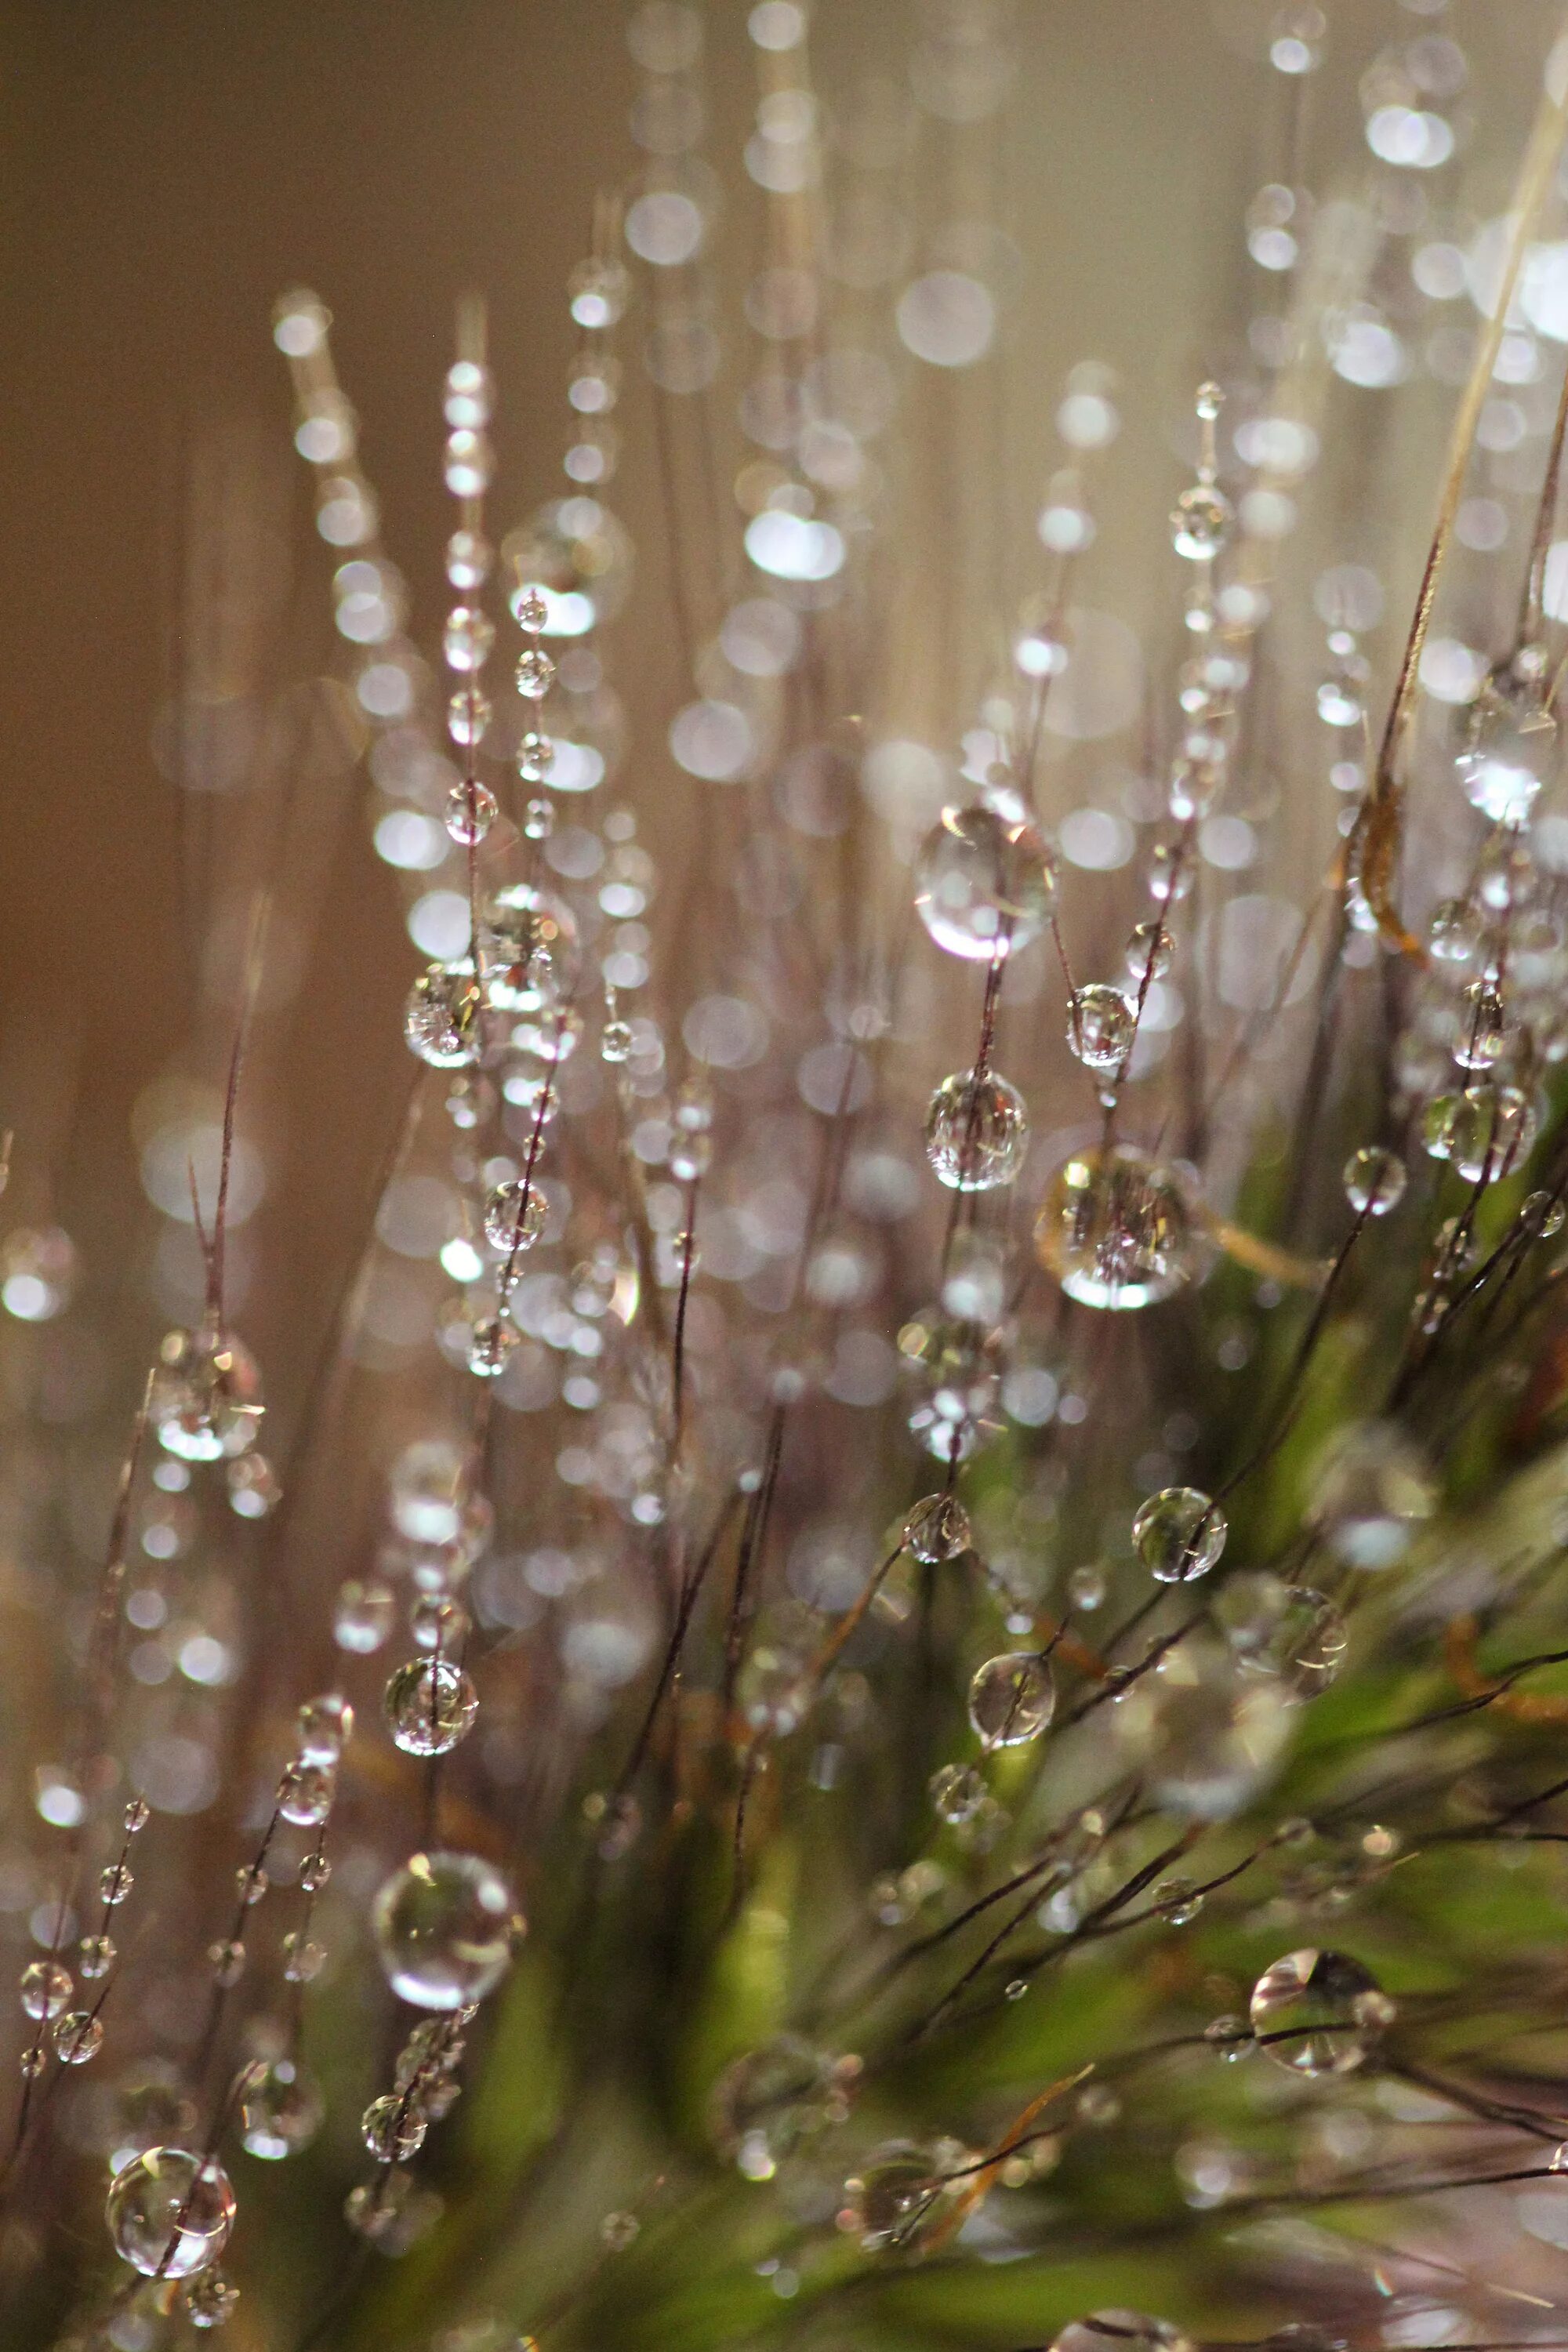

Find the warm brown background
[[0, 0, 1559, 1428]]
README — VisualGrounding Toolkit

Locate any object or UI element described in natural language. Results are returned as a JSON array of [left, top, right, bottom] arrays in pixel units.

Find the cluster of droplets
[[205, 1692, 350, 1998], [327, 1849, 519, 2247], [1410, 832, 1554, 1329], [151, 1320, 265, 1468], [1027, 387, 1245, 1312], [441, 316, 502, 848], [18, 1794, 151, 2089]]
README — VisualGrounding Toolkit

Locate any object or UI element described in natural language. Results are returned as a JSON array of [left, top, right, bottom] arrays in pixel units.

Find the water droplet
[[383, 1657, 480, 1757], [1171, 483, 1232, 561], [902, 1492, 971, 1563], [372, 1851, 521, 2010], [1457, 662, 1556, 825], [105, 2147, 234, 2278], [924, 1068, 1029, 1191], [53, 2010, 103, 2065], [361, 2092, 427, 2162], [445, 779, 499, 846], [405, 964, 483, 1069], [929, 1762, 987, 1824], [276, 1762, 335, 1827], [1342, 1147, 1406, 1216], [967, 1652, 1054, 1749], [1131, 1487, 1225, 1584], [913, 805, 1053, 962], [1035, 1147, 1194, 1311], [840, 2140, 966, 2253], [240, 2057, 324, 2160], [151, 1327, 264, 1463], [1249, 1947, 1394, 2076], [183, 2270, 240, 2329], [296, 1693, 354, 1764], [20, 1960, 72, 2020], [1066, 984, 1134, 1073]]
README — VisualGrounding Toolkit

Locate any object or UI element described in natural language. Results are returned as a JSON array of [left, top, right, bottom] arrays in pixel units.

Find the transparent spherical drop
[[1311, 1422, 1434, 1569], [383, 1657, 480, 1757], [1067, 984, 1134, 1073], [518, 728, 556, 781], [405, 963, 483, 1069], [1148, 842, 1192, 904], [924, 1069, 1029, 1192], [335, 1576, 395, 1654], [902, 1492, 971, 1564], [840, 2140, 962, 2254], [1453, 980, 1508, 1073], [1051, 2314, 1194, 2352], [515, 646, 557, 702], [483, 1179, 546, 1256], [898, 1305, 1004, 1464], [443, 606, 494, 676], [710, 2035, 839, 2180], [105, 2147, 235, 2279], [929, 1762, 987, 1824], [466, 1316, 519, 1380], [297, 1693, 353, 1764], [1035, 1146, 1194, 1310], [1118, 1634, 1291, 1820], [601, 1019, 633, 1065], [372, 1851, 521, 2009], [1249, 1947, 1394, 2076], [1421, 1083, 1534, 1183], [522, 793, 555, 839], [445, 779, 499, 846], [1457, 666, 1557, 825], [1131, 1486, 1225, 1583], [968, 1652, 1054, 1749], [240, 2057, 324, 2159], [183, 2270, 240, 2329], [1428, 896, 1480, 963], [1524, 1187, 1568, 1239], [1171, 483, 1232, 561], [362, 2091, 427, 2162], [1126, 920, 1173, 981], [1217, 1574, 1347, 1697], [151, 1327, 264, 1463], [53, 2010, 103, 2064], [20, 1960, 72, 2020], [913, 805, 1053, 962], [448, 688, 493, 748], [78, 1933, 115, 1980], [277, 1761, 335, 1828], [1343, 1146, 1405, 1216], [481, 882, 581, 1014], [411, 1594, 469, 1653]]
